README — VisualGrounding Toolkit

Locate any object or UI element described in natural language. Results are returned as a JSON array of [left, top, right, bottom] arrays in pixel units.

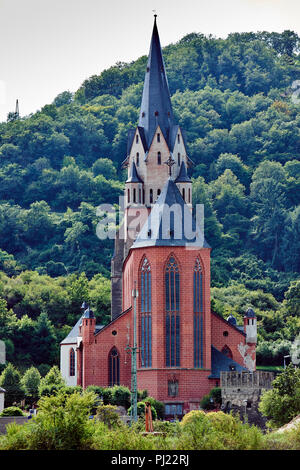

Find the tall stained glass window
[[109, 347, 120, 386], [194, 258, 203, 368], [165, 256, 180, 367], [140, 258, 152, 367], [69, 348, 75, 376]]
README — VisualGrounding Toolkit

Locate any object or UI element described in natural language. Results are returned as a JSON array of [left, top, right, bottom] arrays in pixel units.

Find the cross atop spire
[[138, 16, 174, 148], [164, 154, 175, 177]]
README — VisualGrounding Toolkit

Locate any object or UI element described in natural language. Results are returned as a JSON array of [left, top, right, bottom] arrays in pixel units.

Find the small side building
[[221, 370, 274, 428]]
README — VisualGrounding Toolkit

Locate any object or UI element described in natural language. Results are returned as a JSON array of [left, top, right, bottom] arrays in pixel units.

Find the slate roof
[[60, 316, 82, 345], [208, 346, 248, 379], [0, 387, 5, 393], [175, 161, 191, 183], [245, 307, 256, 318], [60, 315, 104, 344], [132, 178, 210, 249], [126, 161, 143, 183], [138, 17, 177, 149]]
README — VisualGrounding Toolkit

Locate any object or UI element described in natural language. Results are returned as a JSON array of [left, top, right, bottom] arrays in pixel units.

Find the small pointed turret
[[126, 161, 143, 183], [175, 162, 191, 183], [138, 16, 174, 147]]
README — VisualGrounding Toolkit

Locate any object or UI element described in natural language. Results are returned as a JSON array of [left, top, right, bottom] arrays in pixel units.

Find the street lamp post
[[126, 281, 138, 425]]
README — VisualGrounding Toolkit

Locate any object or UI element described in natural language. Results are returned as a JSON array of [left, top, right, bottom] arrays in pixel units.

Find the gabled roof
[[132, 178, 210, 249], [60, 316, 82, 345], [208, 346, 248, 379], [138, 17, 175, 149], [175, 161, 191, 183], [126, 129, 136, 157], [126, 161, 143, 183]]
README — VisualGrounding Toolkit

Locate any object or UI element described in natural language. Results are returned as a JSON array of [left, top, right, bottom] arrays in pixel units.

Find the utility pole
[[126, 281, 138, 425]]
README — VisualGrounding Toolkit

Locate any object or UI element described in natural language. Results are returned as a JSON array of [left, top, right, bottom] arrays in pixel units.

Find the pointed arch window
[[194, 258, 204, 368], [69, 348, 75, 376], [165, 257, 180, 367], [150, 189, 153, 204], [136, 152, 139, 166], [140, 257, 152, 368], [157, 152, 161, 165], [178, 153, 180, 165], [109, 347, 120, 386], [127, 188, 130, 204]]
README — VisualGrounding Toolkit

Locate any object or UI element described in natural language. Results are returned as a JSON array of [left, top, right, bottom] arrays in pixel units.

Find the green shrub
[[111, 385, 131, 409], [200, 394, 215, 410], [181, 410, 207, 428], [91, 421, 158, 450], [259, 364, 300, 428], [127, 401, 157, 420], [37, 364, 51, 378], [209, 387, 222, 405], [38, 366, 65, 397], [200, 387, 222, 410], [95, 404, 122, 428], [0, 406, 25, 417], [141, 396, 165, 420], [137, 389, 148, 401], [0, 363, 25, 406], [179, 410, 263, 450]]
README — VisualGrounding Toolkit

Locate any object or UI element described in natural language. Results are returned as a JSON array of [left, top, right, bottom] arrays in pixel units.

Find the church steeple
[[138, 16, 174, 147]]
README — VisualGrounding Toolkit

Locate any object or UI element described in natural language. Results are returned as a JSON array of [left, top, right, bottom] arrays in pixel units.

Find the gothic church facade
[[60, 18, 257, 418]]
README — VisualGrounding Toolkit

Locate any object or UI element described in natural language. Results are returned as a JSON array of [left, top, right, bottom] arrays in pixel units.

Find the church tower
[[111, 16, 193, 320], [61, 17, 256, 408]]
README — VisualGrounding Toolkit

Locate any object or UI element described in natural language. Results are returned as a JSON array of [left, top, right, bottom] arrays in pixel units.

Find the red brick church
[[60, 17, 257, 418]]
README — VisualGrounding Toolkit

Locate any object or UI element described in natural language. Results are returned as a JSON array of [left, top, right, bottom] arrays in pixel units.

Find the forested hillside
[[0, 30, 299, 371]]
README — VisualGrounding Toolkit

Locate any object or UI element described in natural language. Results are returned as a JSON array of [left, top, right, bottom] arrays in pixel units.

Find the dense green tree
[[192, 176, 223, 248], [32, 313, 58, 365], [0, 363, 24, 406], [259, 364, 300, 428], [21, 366, 41, 403]]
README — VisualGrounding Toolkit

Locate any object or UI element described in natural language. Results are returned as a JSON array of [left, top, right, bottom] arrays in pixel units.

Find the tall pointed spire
[[138, 16, 174, 147]]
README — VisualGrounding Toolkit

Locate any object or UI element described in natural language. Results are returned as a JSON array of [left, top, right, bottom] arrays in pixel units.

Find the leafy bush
[[179, 410, 263, 450], [259, 364, 300, 428], [0, 406, 24, 417], [141, 396, 165, 420], [200, 395, 215, 410], [0, 390, 97, 450], [0, 363, 24, 406], [200, 387, 222, 410], [111, 385, 131, 409], [38, 365, 65, 397], [95, 404, 121, 428], [127, 401, 157, 420]]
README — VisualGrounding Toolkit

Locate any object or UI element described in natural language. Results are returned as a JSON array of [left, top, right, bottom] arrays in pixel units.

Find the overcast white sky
[[0, 0, 299, 122]]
